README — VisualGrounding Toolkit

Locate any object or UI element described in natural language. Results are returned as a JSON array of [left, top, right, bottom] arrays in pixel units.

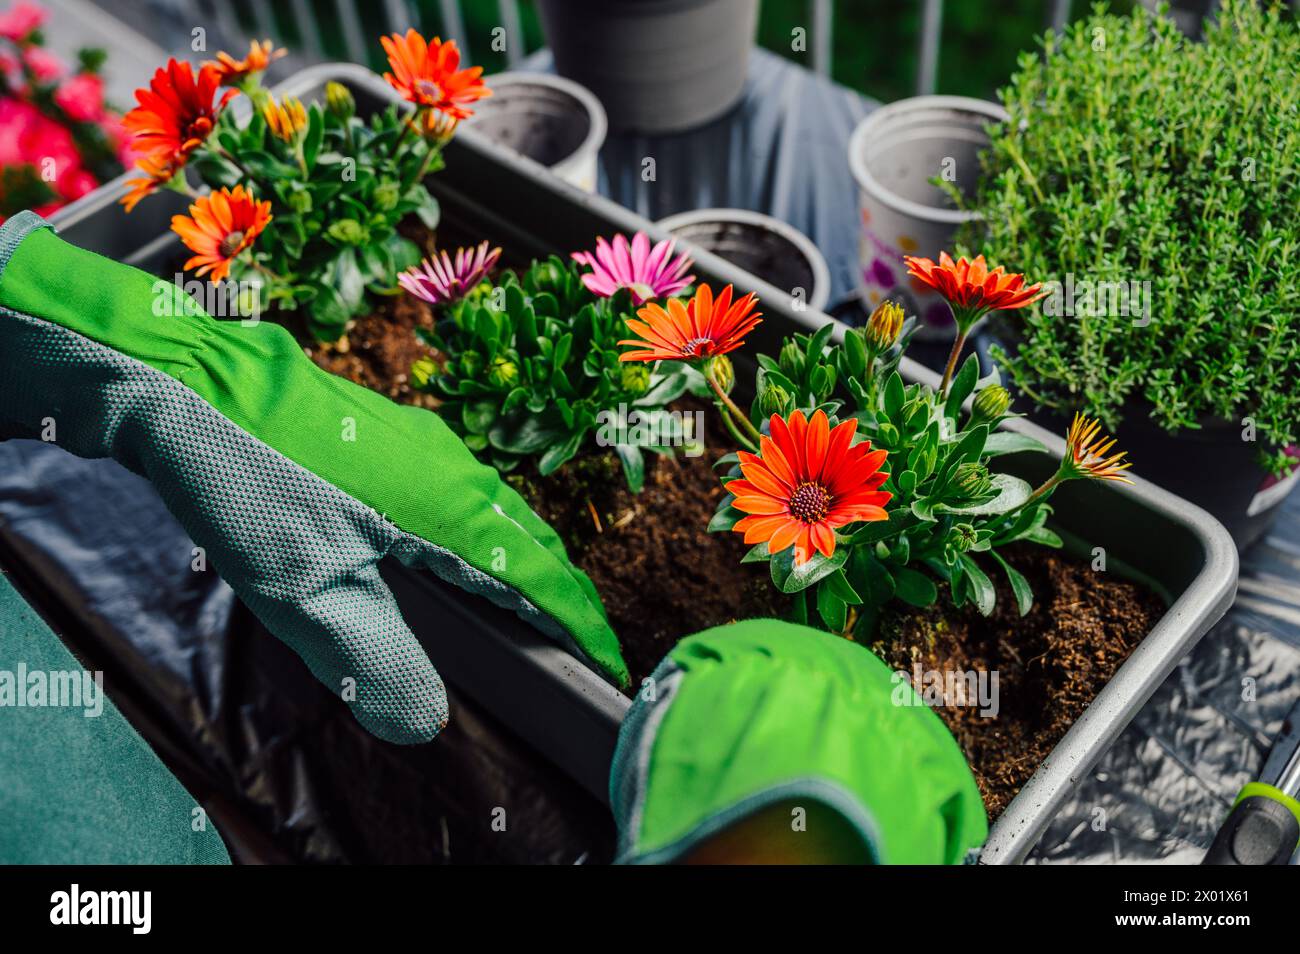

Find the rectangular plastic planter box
[[48, 64, 1239, 864]]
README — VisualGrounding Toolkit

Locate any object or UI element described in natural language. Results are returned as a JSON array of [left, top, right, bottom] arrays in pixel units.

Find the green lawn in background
[[248, 0, 1137, 104]]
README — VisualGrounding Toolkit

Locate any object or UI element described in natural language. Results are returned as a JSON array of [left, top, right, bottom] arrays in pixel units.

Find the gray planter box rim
[[48, 63, 1238, 866]]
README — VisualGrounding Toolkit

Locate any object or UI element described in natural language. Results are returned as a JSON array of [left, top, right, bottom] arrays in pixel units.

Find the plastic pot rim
[[848, 94, 1009, 226]]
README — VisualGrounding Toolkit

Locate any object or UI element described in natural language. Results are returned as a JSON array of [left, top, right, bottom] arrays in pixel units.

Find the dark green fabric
[[0, 222, 627, 689], [0, 571, 230, 864], [612, 620, 988, 864]]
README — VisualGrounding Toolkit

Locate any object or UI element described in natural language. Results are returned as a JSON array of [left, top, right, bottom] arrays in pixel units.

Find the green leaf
[[892, 565, 938, 607], [805, 323, 835, 368], [944, 352, 980, 421], [707, 504, 745, 533], [824, 568, 862, 605], [538, 432, 583, 475], [405, 184, 441, 230], [848, 549, 895, 605], [489, 409, 564, 454], [1025, 526, 1064, 548], [959, 554, 996, 616], [770, 544, 850, 594], [741, 542, 771, 564], [305, 283, 349, 340], [983, 431, 1051, 457], [842, 327, 867, 378], [614, 444, 645, 494], [816, 583, 847, 633], [992, 550, 1034, 616], [461, 399, 497, 436], [937, 473, 1033, 516], [882, 371, 905, 420], [303, 104, 325, 169]]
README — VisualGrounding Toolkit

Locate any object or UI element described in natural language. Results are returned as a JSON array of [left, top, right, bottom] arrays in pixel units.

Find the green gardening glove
[[610, 620, 987, 864], [0, 211, 627, 744]]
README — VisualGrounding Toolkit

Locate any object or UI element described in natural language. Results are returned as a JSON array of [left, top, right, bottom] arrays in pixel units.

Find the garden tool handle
[[1202, 783, 1300, 865]]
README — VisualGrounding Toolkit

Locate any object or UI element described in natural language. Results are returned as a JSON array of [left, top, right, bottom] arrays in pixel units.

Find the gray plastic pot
[[50, 63, 1239, 865], [657, 207, 831, 313], [536, 0, 757, 134], [465, 72, 607, 193], [849, 95, 1008, 340]]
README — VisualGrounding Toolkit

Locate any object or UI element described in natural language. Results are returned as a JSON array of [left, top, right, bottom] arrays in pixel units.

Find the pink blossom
[[53, 71, 102, 122], [399, 241, 502, 306], [22, 44, 62, 83], [0, 2, 46, 44], [571, 232, 694, 304]]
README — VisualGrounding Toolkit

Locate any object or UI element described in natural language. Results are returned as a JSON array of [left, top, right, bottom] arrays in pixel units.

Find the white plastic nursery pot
[[536, 0, 757, 134], [657, 207, 831, 314], [465, 72, 607, 193], [848, 95, 1008, 340]]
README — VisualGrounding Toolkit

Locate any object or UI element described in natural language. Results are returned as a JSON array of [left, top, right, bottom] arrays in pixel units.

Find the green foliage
[[959, 1, 1300, 474], [201, 88, 441, 342], [711, 319, 1059, 637], [422, 257, 704, 491]]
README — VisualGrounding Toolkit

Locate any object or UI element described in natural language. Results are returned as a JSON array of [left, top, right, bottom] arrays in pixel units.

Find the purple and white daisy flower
[[398, 240, 501, 306], [571, 232, 694, 304]]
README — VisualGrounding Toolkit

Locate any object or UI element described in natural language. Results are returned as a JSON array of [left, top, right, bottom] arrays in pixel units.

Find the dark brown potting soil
[[302, 254, 1164, 819], [303, 221, 442, 406], [873, 545, 1163, 817], [507, 415, 788, 685]]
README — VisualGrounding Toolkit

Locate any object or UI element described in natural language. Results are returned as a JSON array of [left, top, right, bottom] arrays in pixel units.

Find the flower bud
[[410, 356, 438, 389], [287, 190, 312, 214], [779, 340, 805, 380], [459, 350, 484, 378], [488, 355, 519, 389], [864, 299, 905, 352], [953, 462, 991, 498], [373, 182, 400, 211], [971, 384, 1011, 425], [621, 362, 651, 397], [325, 81, 355, 121], [952, 523, 978, 552], [326, 218, 367, 246], [706, 354, 735, 394], [759, 384, 793, 418]]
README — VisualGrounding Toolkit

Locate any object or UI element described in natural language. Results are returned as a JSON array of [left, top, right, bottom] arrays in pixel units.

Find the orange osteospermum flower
[[381, 29, 490, 121], [123, 59, 236, 166], [904, 252, 1047, 329], [170, 185, 272, 283], [620, 283, 762, 363], [1062, 412, 1133, 484], [209, 39, 285, 86], [120, 153, 181, 212], [732, 409, 892, 565]]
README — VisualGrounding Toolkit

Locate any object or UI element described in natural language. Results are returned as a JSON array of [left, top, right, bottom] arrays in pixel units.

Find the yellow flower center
[[788, 481, 831, 524]]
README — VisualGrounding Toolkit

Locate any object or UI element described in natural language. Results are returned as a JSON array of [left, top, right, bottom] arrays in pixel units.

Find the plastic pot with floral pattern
[[848, 95, 1008, 341]]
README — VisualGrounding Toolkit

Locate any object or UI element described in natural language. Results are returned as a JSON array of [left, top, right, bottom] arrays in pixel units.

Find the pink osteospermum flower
[[571, 232, 694, 304], [398, 240, 501, 306]]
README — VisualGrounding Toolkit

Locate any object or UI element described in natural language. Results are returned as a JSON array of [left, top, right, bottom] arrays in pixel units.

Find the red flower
[[170, 185, 272, 283], [0, 2, 45, 43], [620, 283, 762, 363], [120, 153, 179, 212], [381, 29, 490, 121], [123, 59, 235, 167], [208, 39, 285, 86], [54, 72, 104, 122], [732, 409, 892, 565], [904, 252, 1047, 330]]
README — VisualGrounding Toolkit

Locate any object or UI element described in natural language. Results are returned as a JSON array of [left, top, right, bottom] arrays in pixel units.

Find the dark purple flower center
[[414, 79, 445, 104], [680, 336, 715, 357], [788, 481, 831, 524], [218, 230, 246, 259]]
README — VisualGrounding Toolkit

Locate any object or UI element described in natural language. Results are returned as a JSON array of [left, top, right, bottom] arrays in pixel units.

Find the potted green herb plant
[[957, 0, 1300, 548]]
